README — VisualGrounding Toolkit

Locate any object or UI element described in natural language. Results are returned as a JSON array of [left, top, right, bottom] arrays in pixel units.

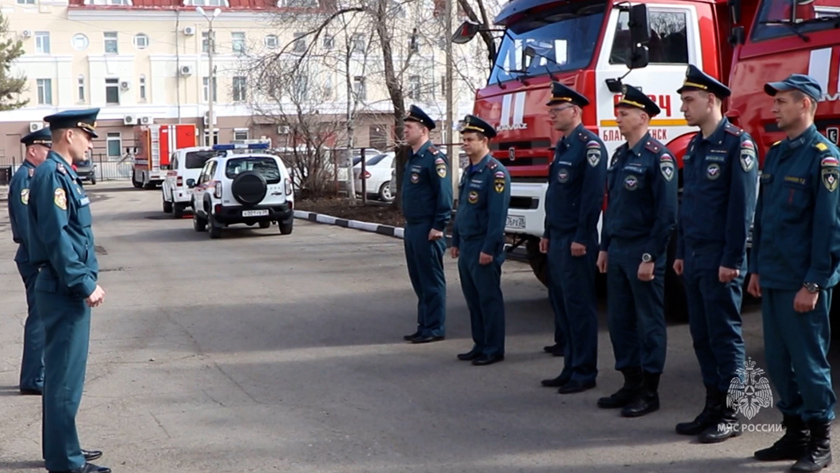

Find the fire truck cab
[[132, 124, 198, 189]]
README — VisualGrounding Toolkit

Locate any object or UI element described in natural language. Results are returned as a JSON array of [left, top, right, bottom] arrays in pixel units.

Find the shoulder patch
[[28, 167, 34, 177], [772, 140, 782, 147], [740, 140, 757, 172], [816, 142, 829, 152], [586, 142, 602, 167], [56, 163, 67, 175], [644, 141, 661, 154], [659, 154, 675, 181], [487, 161, 498, 170], [428, 145, 439, 155], [54, 188, 67, 210], [724, 122, 743, 136], [577, 132, 588, 142]]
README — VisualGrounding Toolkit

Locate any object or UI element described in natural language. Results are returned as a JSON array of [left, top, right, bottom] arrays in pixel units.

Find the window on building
[[77, 75, 85, 102], [323, 75, 333, 99], [203, 130, 219, 146], [353, 76, 366, 101], [203, 77, 218, 102], [292, 74, 308, 99], [233, 129, 249, 141], [104, 32, 118, 54], [37, 79, 52, 105], [409, 30, 419, 53], [231, 32, 246, 55], [440, 75, 446, 97], [107, 132, 122, 158], [134, 33, 149, 49], [351, 33, 365, 54], [17, 0, 35, 4], [408, 75, 421, 100], [323, 34, 334, 49], [293, 32, 306, 53], [202, 32, 216, 53], [609, 10, 688, 65], [278, 0, 319, 7], [105, 78, 120, 104], [265, 35, 278, 49], [232, 76, 246, 101], [85, 0, 132, 4], [192, 0, 226, 5], [35, 32, 50, 54], [72, 34, 89, 51], [139, 75, 147, 101]]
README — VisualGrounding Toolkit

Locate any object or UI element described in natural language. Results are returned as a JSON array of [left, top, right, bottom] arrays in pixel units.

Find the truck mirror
[[629, 4, 651, 45], [728, 0, 742, 24], [629, 45, 649, 69], [187, 178, 196, 188], [452, 19, 480, 44]]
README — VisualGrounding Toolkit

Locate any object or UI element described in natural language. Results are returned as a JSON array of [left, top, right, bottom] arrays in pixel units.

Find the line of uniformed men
[[9, 108, 110, 473], [397, 68, 839, 473]]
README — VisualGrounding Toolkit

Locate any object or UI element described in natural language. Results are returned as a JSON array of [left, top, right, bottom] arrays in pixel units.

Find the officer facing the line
[[400, 105, 453, 344], [539, 82, 606, 394], [28, 109, 109, 473], [8, 127, 51, 396], [596, 84, 678, 417], [451, 115, 511, 366], [748, 74, 840, 473], [673, 65, 758, 443]]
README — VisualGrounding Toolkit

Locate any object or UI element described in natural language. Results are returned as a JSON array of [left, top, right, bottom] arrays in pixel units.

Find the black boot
[[699, 403, 742, 444], [621, 372, 660, 417], [676, 387, 720, 435], [791, 419, 832, 472], [754, 415, 810, 461], [597, 367, 643, 409]]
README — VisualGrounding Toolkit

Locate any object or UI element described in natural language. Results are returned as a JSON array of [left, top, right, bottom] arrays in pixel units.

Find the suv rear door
[[222, 155, 288, 206]]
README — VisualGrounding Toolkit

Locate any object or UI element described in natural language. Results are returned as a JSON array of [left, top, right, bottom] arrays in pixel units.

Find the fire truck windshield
[[752, 0, 840, 41], [489, 1, 606, 84]]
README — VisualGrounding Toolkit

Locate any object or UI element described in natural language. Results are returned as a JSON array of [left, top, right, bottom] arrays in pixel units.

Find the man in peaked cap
[[400, 105, 453, 344], [749, 74, 839, 472], [27, 108, 109, 473], [673, 64, 758, 443], [538, 82, 605, 394], [8, 127, 51, 396], [596, 84, 677, 417], [451, 114, 509, 366]]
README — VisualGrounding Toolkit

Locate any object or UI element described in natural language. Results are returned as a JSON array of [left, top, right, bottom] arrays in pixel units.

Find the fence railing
[[1, 154, 134, 184]]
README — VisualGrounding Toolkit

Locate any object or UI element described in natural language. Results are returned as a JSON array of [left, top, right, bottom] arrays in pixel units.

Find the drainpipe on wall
[[176, 9, 182, 124]]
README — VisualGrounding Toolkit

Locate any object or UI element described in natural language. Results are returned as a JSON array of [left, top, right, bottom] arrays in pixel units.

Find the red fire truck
[[132, 124, 198, 189], [454, 0, 840, 315]]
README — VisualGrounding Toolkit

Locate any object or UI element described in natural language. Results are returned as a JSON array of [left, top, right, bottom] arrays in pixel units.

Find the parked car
[[353, 152, 394, 201], [73, 159, 96, 185]]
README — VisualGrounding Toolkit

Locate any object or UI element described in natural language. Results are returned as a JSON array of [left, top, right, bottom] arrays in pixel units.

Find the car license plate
[[242, 209, 269, 217], [506, 215, 526, 229]]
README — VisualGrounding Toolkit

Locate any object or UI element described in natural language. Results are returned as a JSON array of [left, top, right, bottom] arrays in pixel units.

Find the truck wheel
[[90, 176, 96, 185], [525, 237, 549, 287], [173, 204, 185, 219], [279, 220, 293, 235], [162, 193, 173, 213], [132, 173, 143, 188], [193, 214, 207, 232], [259, 221, 271, 229], [208, 214, 222, 239]]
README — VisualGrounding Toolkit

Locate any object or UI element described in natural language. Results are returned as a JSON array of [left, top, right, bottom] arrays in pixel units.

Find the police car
[[162, 146, 224, 218], [189, 143, 294, 239]]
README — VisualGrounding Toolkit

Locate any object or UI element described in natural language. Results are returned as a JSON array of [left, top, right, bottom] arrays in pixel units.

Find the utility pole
[[444, 0, 457, 198], [197, 6, 221, 145]]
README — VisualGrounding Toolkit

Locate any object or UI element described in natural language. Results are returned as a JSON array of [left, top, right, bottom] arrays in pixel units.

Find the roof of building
[[67, 0, 327, 10]]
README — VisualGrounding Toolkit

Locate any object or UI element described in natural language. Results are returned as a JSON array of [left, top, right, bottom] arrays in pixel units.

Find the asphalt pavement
[[0, 181, 836, 473]]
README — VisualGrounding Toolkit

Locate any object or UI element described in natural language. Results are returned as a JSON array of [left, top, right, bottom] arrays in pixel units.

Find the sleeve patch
[[436, 161, 447, 178], [740, 141, 757, 172], [494, 171, 505, 179], [821, 156, 839, 167], [20, 188, 29, 205], [586, 146, 601, 167], [434, 157, 445, 165], [822, 164, 839, 192], [660, 154, 675, 181], [54, 188, 67, 210]]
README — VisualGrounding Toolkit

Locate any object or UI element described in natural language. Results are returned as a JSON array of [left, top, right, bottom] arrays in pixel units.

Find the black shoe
[[50, 462, 111, 473], [676, 387, 721, 436], [558, 379, 596, 394], [543, 344, 564, 356], [791, 419, 832, 472], [597, 368, 643, 409], [620, 372, 660, 418], [403, 331, 420, 341], [20, 387, 42, 395], [541, 374, 570, 388], [698, 407, 742, 444], [82, 449, 103, 462], [472, 354, 504, 366], [411, 335, 445, 344], [755, 415, 811, 461], [457, 350, 481, 361]]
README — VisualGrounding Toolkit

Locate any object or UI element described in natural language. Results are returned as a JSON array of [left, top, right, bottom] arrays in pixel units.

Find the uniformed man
[[596, 84, 678, 417], [748, 74, 839, 472], [672, 65, 758, 443], [28, 109, 109, 473], [8, 127, 51, 396], [400, 105, 453, 344], [451, 115, 511, 366], [538, 82, 606, 393]]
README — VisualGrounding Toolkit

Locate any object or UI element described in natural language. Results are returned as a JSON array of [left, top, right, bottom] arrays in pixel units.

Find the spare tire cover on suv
[[231, 171, 268, 206]]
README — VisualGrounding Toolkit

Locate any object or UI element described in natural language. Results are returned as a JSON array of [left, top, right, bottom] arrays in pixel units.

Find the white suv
[[189, 151, 294, 238], [162, 146, 224, 218]]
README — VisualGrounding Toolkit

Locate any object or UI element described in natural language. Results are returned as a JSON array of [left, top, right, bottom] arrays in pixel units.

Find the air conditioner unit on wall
[[29, 122, 43, 132], [140, 116, 153, 125], [183, 26, 196, 36], [123, 114, 137, 125], [203, 111, 217, 126], [120, 80, 131, 90], [179, 65, 194, 76], [21, 30, 32, 39]]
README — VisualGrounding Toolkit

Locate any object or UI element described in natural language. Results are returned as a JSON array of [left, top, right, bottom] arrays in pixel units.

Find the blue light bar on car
[[212, 143, 270, 151]]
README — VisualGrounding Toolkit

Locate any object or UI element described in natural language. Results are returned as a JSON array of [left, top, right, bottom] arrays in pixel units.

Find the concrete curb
[[294, 209, 405, 239]]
